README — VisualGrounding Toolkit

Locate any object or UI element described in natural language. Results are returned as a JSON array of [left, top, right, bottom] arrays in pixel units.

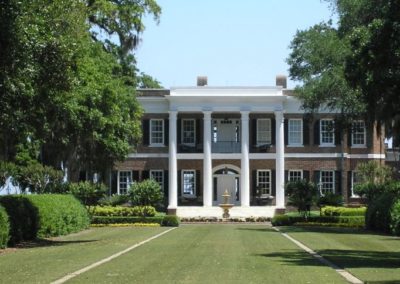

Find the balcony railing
[[212, 141, 241, 153]]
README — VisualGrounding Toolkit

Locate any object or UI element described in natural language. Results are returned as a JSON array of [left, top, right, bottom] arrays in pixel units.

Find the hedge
[[91, 215, 180, 227], [0, 194, 90, 245], [321, 206, 366, 217], [91, 206, 156, 217], [271, 214, 364, 228], [0, 205, 10, 248]]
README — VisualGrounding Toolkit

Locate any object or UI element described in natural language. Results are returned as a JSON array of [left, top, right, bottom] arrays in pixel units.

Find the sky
[[135, 0, 336, 89]]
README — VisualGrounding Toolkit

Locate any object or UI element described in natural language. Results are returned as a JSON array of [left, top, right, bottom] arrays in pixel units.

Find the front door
[[216, 175, 236, 205]]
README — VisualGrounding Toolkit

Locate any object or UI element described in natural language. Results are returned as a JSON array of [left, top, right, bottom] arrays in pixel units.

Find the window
[[352, 120, 366, 147], [288, 119, 303, 145], [182, 119, 195, 145], [257, 119, 271, 145], [119, 171, 132, 194], [319, 170, 335, 194], [288, 170, 303, 182], [351, 171, 362, 197], [150, 119, 164, 146], [150, 170, 164, 191], [320, 119, 335, 146], [257, 170, 271, 195], [182, 170, 196, 196]]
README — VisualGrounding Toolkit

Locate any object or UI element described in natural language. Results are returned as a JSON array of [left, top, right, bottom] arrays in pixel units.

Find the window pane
[[150, 170, 164, 190], [320, 171, 334, 194], [288, 170, 302, 182], [257, 170, 271, 195], [289, 119, 302, 145], [257, 119, 271, 144], [352, 121, 365, 146], [321, 120, 334, 145], [183, 170, 195, 195], [119, 171, 132, 194], [150, 120, 164, 144], [182, 120, 195, 144]]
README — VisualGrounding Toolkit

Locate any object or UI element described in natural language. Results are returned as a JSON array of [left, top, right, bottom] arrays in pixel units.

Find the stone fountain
[[219, 189, 234, 219]]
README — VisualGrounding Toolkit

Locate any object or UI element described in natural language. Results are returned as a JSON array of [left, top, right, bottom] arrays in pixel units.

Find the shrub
[[390, 199, 400, 236], [129, 179, 163, 207], [365, 192, 396, 233], [98, 194, 130, 206], [316, 192, 343, 211], [68, 182, 106, 208], [271, 215, 296, 226], [91, 216, 164, 225], [0, 205, 10, 248], [162, 215, 180, 227], [321, 206, 366, 217], [0, 194, 89, 245], [285, 180, 317, 218], [92, 205, 156, 217]]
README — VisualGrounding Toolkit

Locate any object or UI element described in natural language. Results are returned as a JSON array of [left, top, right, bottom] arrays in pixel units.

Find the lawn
[[282, 226, 400, 283]]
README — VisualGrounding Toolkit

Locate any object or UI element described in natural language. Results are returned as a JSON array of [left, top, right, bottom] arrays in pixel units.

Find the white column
[[168, 111, 178, 210], [203, 111, 213, 207], [275, 110, 285, 209], [240, 111, 250, 206]]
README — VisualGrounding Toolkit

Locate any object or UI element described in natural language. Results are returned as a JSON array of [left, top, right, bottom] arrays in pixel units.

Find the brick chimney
[[276, 75, 287, 88], [197, 76, 208, 86]]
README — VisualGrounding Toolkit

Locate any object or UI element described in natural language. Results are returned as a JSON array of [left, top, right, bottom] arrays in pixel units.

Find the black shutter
[[334, 120, 341, 145], [284, 119, 289, 145], [111, 171, 118, 195], [314, 120, 320, 145], [164, 170, 169, 197], [303, 170, 310, 181], [177, 119, 182, 144], [348, 127, 353, 147], [284, 170, 288, 183], [366, 124, 373, 149], [196, 119, 201, 146], [303, 119, 309, 145], [132, 171, 139, 182], [347, 171, 352, 198], [252, 170, 257, 196], [213, 177, 217, 201], [251, 119, 257, 146], [142, 170, 149, 181], [271, 170, 276, 196], [164, 119, 169, 146], [142, 119, 150, 146], [335, 171, 342, 194], [177, 170, 182, 196], [196, 170, 201, 197], [271, 118, 276, 145]]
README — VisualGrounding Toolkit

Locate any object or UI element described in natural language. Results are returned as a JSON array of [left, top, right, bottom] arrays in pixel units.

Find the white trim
[[212, 153, 243, 159], [150, 169, 164, 191], [256, 169, 272, 195], [181, 169, 196, 197], [351, 171, 361, 198], [320, 119, 335, 146], [128, 153, 169, 158], [149, 119, 164, 146], [212, 164, 241, 174], [288, 119, 303, 146], [181, 119, 196, 146]]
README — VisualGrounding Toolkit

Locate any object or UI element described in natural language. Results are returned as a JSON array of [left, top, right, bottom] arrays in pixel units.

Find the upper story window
[[319, 170, 335, 194], [150, 170, 164, 191], [182, 119, 195, 145], [352, 120, 366, 147], [288, 119, 303, 145], [182, 170, 196, 196], [257, 119, 271, 145], [288, 170, 303, 182], [119, 171, 132, 195], [150, 119, 164, 146], [320, 119, 335, 146], [256, 170, 271, 195]]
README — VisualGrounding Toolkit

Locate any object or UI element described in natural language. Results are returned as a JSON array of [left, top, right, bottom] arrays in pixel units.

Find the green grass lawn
[[68, 225, 346, 284], [282, 226, 400, 283]]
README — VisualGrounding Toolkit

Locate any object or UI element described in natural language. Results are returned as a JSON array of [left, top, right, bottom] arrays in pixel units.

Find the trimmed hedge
[[91, 206, 156, 217], [321, 206, 366, 217], [0, 205, 10, 248], [0, 194, 90, 245], [162, 215, 180, 227], [91, 215, 180, 227], [271, 214, 364, 228]]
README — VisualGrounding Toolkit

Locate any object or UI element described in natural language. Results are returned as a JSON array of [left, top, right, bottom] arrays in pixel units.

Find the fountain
[[219, 189, 234, 219]]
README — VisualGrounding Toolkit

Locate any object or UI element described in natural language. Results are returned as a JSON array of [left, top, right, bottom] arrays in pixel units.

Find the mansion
[[114, 76, 385, 218]]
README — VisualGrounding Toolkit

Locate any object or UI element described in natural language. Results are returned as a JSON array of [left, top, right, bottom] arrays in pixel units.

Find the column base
[[167, 208, 177, 215], [274, 208, 286, 215]]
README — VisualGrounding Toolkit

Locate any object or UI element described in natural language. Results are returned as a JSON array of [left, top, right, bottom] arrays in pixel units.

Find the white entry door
[[216, 175, 236, 205]]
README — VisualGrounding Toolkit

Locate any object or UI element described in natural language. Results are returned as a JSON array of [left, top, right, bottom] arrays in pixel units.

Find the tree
[[285, 180, 318, 218]]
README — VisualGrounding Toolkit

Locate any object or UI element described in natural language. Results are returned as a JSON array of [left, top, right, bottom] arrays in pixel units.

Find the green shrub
[[92, 205, 156, 217], [68, 182, 106, 207], [285, 180, 317, 218], [365, 192, 396, 233], [98, 194, 130, 206], [390, 199, 400, 236], [162, 215, 180, 227], [129, 179, 163, 207], [321, 206, 366, 217], [0, 194, 89, 245], [0, 205, 10, 248], [271, 215, 297, 226], [91, 216, 164, 225], [316, 192, 343, 209]]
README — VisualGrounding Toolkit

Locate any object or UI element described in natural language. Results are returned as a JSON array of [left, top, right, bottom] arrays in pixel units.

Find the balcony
[[212, 141, 241, 153]]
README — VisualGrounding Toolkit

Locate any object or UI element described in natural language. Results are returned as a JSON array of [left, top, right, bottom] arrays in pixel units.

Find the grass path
[[68, 225, 346, 284], [282, 226, 400, 283]]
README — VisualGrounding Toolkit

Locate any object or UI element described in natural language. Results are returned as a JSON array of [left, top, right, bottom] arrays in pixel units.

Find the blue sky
[[135, 0, 335, 89]]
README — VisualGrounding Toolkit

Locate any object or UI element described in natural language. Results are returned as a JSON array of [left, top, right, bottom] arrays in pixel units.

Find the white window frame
[[288, 170, 303, 182], [181, 119, 196, 146], [320, 119, 335, 146], [182, 170, 196, 197], [288, 119, 303, 146], [150, 170, 164, 191], [150, 119, 164, 146], [257, 119, 271, 145], [351, 120, 366, 147], [256, 169, 271, 195], [118, 171, 132, 195], [319, 170, 335, 195], [351, 171, 361, 198]]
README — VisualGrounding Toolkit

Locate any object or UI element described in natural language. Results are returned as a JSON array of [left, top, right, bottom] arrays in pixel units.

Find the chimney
[[276, 75, 287, 88], [197, 76, 208, 86]]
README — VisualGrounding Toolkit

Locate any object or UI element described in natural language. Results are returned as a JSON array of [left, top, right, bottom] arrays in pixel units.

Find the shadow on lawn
[[258, 249, 400, 269], [235, 227, 274, 233], [15, 238, 98, 249], [281, 226, 397, 238]]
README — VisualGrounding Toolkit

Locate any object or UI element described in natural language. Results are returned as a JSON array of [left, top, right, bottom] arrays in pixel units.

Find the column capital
[[240, 111, 250, 121], [203, 110, 212, 119], [169, 110, 178, 116]]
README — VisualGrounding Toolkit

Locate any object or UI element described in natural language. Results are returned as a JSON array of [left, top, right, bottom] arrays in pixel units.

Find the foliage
[[0, 205, 10, 249], [285, 180, 318, 218], [271, 215, 296, 226], [129, 179, 164, 207], [355, 161, 393, 186], [68, 182, 106, 208], [316, 192, 343, 210], [0, 161, 16, 188], [390, 199, 400, 236], [91, 216, 164, 225], [365, 192, 396, 233], [0, 194, 89, 245], [137, 72, 163, 88], [162, 215, 180, 227], [98, 194, 130, 206], [92, 205, 156, 217], [321, 206, 366, 217]]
